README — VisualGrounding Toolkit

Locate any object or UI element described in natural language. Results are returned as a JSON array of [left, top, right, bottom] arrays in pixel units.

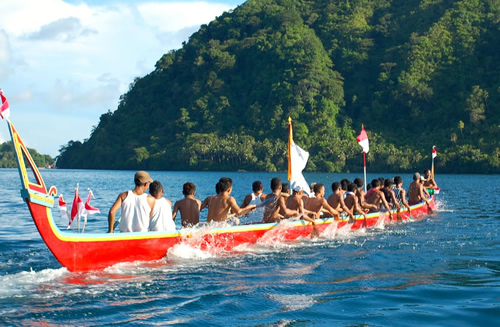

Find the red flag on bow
[[68, 187, 83, 229], [58, 194, 70, 223], [82, 189, 100, 217], [0, 89, 10, 120]]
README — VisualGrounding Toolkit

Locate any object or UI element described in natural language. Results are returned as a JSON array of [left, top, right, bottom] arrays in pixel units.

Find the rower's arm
[[400, 189, 411, 211], [172, 201, 180, 220], [339, 196, 354, 219], [322, 199, 339, 217], [279, 197, 298, 217], [379, 192, 391, 211], [230, 197, 256, 216], [107, 192, 125, 233]]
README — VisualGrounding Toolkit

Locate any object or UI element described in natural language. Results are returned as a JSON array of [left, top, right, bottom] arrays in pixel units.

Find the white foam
[[269, 293, 316, 311], [0, 267, 68, 299]]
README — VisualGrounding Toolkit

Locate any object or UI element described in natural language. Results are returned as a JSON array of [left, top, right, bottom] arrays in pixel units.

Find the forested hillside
[[0, 141, 54, 168], [56, 0, 500, 173]]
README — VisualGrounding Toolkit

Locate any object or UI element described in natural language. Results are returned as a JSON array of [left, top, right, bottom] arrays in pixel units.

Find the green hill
[[0, 141, 54, 168], [56, 0, 500, 173]]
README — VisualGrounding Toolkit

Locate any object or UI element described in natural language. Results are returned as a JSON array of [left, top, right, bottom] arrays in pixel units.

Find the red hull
[[7, 120, 435, 272], [26, 195, 434, 272]]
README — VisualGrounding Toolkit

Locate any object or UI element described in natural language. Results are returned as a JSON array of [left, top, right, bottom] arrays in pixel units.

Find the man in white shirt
[[107, 171, 155, 233]]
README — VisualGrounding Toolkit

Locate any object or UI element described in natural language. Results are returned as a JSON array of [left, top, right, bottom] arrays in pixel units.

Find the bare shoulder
[[118, 191, 129, 201]]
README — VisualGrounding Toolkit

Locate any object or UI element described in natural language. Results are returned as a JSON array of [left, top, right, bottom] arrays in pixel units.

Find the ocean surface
[[0, 169, 498, 326]]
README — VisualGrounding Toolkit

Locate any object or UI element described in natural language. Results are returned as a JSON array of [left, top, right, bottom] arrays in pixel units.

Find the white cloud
[[0, 0, 240, 156], [25, 17, 97, 42], [0, 30, 13, 82]]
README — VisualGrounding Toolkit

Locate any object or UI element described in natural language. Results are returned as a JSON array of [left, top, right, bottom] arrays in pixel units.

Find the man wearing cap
[[285, 185, 316, 219], [408, 172, 430, 206], [107, 171, 156, 233]]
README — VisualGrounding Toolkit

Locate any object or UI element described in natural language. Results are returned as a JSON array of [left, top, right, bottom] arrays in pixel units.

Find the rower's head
[[182, 182, 196, 196], [371, 179, 380, 189], [149, 180, 164, 199], [219, 177, 233, 193], [313, 183, 325, 196], [378, 177, 385, 188], [270, 177, 282, 192], [384, 178, 394, 188], [347, 183, 357, 193], [413, 172, 421, 181], [353, 177, 364, 189], [252, 181, 263, 193], [331, 182, 341, 193], [134, 171, 153, 187], [394, 176, 402, 186], [340, 179, 350, 191], [424, 169, 431, 178], [292, 184, 303, 195], [282, 183, 290, 195]]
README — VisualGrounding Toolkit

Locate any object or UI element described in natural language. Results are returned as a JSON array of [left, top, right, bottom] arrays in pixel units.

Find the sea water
[[0, 169, 498, 326]]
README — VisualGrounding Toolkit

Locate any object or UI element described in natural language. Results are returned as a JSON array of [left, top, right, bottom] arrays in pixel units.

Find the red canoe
[[6, 120, 435, 272]]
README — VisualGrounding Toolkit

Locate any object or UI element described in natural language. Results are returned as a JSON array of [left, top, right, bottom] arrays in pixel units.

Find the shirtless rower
[[364, 179, 391, 213], [304, 183, 340, 219], [200, 182, 221, 211], [344, 183, 367, 225], [422, 169, 439, 191], [285, 186, 317, 219], [326, 182, 353, 221], [408, 172, 431, 207], [285, 185, 320, 237], [207, 178, 256, 222], [172, 182, 202, 228], [353, 177, 377, 212], [241, 180, 267, 208], [381, 178, 401, 220], [262, 177, 298, 223]]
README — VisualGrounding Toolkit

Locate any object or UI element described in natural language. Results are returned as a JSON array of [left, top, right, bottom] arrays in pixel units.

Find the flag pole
[[76, 183, 81, 233], [363, 151, 367, 193], [288, 117, 292, 182], [362, 124, 367, 193], [431, 145, 435, 180]]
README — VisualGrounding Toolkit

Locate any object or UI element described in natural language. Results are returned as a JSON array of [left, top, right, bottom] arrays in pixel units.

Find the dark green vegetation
[[56, 0, 500, 173], [0, 141, 54, 168]]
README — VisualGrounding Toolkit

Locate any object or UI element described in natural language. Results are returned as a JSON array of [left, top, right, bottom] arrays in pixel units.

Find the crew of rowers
[[107, 170, 438, 233]]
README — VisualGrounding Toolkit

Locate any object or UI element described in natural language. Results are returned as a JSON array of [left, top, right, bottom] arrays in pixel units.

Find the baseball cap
[[135, 171, 153, 184]]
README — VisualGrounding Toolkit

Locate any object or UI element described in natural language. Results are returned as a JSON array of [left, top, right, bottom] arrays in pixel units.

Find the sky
[[0, 0, 245, 157]]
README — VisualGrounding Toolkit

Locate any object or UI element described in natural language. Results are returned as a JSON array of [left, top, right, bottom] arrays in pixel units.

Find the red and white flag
[[356, 127, 369, 153], [58, 194, 70, 223], [432, 146, 437, 159], [68, 188, 84, 229], [82, 189, 100, 218], [0, 89, 10, 120]]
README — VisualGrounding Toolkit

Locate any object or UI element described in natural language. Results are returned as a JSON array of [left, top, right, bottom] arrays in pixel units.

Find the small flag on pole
[[356, 126, 369, 153], [82, 189, 100, 218], [80, 189, 100, 233], [432, 146, 437, 158], [68, 186, 84, 229], [0, 89, 11, 120], [58, 195, 70, 223]]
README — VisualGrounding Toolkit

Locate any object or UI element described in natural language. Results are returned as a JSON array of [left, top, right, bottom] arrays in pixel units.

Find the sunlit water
[[0, 169, 498, 326]]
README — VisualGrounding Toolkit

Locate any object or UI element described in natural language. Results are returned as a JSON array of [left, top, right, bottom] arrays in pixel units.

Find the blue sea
[[0, 169, 498, 326]]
